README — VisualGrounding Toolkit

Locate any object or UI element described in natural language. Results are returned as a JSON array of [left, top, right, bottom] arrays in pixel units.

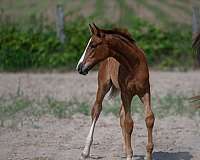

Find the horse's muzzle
[[77, 63, 89, 75]]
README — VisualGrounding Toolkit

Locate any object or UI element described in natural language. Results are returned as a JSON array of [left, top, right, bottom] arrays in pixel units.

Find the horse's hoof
[[80, 152, 89, 160], [126, 156, 133, 160], [145, 153, 152, 160]]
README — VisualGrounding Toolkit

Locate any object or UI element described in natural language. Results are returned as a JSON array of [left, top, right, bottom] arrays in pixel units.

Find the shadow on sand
[[134, 151, 193, 160]]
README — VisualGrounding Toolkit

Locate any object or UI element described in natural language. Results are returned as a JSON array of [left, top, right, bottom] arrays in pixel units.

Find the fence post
[[56, 4, 65, 44], [192, 6, 200, 38]]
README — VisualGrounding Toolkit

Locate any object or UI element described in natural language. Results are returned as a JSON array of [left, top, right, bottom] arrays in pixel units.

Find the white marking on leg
[[76, 38, 91, 70], [81, 118, 96, 158]]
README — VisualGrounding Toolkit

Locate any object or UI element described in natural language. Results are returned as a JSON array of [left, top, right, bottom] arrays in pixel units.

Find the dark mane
[[100, 28, 135, 43]]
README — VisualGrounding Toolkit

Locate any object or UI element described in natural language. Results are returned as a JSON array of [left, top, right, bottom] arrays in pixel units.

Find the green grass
[[103, 94, 200, 118], [0, 95, 31, 119], [0, 91, 199, 128], [0, 95, 91, 127]]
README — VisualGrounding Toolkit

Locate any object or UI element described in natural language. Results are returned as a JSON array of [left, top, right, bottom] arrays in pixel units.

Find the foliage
[[0, 16, 193, 71], [132, 24, 193, 69]]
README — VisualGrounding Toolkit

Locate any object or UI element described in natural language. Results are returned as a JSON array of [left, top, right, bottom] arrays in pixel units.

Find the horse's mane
[[100, 28, 135, 43]]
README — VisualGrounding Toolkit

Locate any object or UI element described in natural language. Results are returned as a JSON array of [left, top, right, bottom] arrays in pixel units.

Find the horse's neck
[[109, 36, 145, 72]]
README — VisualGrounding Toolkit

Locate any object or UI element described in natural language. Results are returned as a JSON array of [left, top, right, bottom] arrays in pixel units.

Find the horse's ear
[[89, 23, 103, 37], [92, 23, 99, 31], [92, 23, 104, 37], [89, 23, 99, 35]]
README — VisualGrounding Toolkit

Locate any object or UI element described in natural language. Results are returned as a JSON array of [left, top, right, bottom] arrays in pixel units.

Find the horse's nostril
[[77, 63, 89, 75]]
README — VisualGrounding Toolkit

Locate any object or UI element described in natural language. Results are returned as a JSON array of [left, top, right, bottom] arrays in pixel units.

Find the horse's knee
[[91, 102, 102, 120], [120, 112, 133, 134], [145, 111, 155, 128], [120, 115, 125, 130], [124, 114, 134, 134]]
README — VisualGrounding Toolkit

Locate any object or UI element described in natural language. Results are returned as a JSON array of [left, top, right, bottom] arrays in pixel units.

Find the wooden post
[[192, 6, 200, 38], [56, 4, 65, 44]]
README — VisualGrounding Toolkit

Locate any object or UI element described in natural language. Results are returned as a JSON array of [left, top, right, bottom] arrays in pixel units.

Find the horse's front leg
[[81, 82, 111, 159]]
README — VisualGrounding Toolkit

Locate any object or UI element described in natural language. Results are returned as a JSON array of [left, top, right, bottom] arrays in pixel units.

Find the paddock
[[0, 71, 199, 160]]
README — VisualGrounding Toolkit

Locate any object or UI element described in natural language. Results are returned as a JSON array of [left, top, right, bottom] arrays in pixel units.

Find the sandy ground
[[0, 71, 200, 160]]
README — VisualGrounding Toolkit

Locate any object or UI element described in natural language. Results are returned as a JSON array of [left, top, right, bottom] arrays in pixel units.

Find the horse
[[193, 31, 200, 66], [76, 23, 155, 160], [191, 32, 200, 107]]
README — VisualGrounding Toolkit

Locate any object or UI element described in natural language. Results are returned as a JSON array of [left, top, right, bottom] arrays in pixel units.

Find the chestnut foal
[[76, 23, 155, 160]]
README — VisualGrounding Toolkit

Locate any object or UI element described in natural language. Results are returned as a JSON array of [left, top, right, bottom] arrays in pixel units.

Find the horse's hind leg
[[139, 91, 155, 160], [120, 91, 134, 160], [81, 66, 111, 159], [119, 105, 126, 153]]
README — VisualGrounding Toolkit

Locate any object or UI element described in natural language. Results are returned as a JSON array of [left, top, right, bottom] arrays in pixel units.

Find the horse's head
[[76, 23, 110, 75]]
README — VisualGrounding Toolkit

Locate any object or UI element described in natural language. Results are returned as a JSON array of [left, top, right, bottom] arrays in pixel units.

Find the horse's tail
[[108, 83, 119, 99]]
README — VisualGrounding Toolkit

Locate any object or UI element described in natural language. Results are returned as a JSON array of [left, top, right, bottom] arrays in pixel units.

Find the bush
[[131, 24, 193, 69], [0, 17, 193, 71]]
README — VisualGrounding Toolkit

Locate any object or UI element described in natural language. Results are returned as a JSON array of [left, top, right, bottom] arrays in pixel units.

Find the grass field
[[0, 1, 200, 159], [0, 72, 200, 160], [0, 91, 197, 128], [0, 0, 199, 29], [0, 71, 199, 128]]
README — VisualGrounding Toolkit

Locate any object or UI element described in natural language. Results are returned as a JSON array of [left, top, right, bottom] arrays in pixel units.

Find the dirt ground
[[0, 71, 199, 101], [0, 71, 200, 160]]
